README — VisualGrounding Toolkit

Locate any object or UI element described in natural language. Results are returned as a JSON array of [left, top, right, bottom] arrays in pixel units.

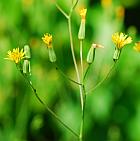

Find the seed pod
[[113, 48, 121, 62], [87, 46, 95, 64], [48, 47, 56, 63], [24, 45, 31, 59], [23, 60, 31, 74]]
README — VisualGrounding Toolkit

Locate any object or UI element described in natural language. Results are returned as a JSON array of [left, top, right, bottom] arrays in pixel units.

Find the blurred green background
[[0, 0, 140, 141]]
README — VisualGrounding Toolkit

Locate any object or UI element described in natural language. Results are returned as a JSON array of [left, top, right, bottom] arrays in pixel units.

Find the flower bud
[[113, 48, 121, 62], [87, 43, 104, 64], [24, 45, 31, 59], [87, 46, 95, 64], [48, 47, 56, 63], [78, 20, 86, 40], [78, 8, 87, 40], [23, 60, 31, 74]]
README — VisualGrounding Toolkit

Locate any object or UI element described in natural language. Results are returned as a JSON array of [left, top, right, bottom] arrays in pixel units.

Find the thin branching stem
[[79, 85, 86, 141], [69, 0, 79, 17], [83, 64, 91, 82], [54, 1, 86, 140], [80, 40, 84, 80], [86, 62, 117, 94], [54, 63, 82, 85], [68, 17, 83, 110], [55, 2, 69, 19], [20, 72, 79, 138]]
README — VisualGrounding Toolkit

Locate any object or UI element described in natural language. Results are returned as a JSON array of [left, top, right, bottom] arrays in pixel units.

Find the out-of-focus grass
[[0, 0, 140, 141]]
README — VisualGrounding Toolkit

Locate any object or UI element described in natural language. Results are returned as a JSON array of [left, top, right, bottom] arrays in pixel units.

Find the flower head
[[5, 48, 25, 64], [79, 8, 87, 20], [134, 42, 140, 52], [112, 32, 132, 49], [42, 33, 52, 48]]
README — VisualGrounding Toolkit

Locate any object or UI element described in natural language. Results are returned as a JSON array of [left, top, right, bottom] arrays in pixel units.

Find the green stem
[[80, 40, 84, 80], [79, 85, 86, 141], [20, 72, 79, 138], [54, 63, 82, 86], [87, 62, 116, 94], [69, 0, 79, 17], [67, 5, 86, 140], [83, 64, 91, 82], [55, 2, 69, 19], [68, 17, 83, 109]]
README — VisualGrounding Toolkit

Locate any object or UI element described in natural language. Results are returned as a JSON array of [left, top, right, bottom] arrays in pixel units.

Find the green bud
[[113, 48, 121, 62], [24, 45, 31, 59], [23, 60, 31, 74], [87, 46, 95, 64], [78, 20, 85, 40], [48, 47, 56, 63]]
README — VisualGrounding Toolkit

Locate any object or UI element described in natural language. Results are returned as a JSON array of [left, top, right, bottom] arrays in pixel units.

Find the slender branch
[[68, 17, 83, 110], [54, 63, 82, 85], [79, 85, 86, 141], [80, 40, 83, 80], [69, 0, 79, 17], [83, 64, 91, 81], [55, 2, 69, 19], [20, 72, 79, 138], [54, 1, 85, 140], [86, 62, 117, 94]]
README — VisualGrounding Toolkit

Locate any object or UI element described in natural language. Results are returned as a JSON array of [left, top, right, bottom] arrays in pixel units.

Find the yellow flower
[[5, 48, 25, 64], [42, 33, 52, 48], [112, 32, 132, 49], [134, 42, 140, 52], [79, 8, 87, 20]]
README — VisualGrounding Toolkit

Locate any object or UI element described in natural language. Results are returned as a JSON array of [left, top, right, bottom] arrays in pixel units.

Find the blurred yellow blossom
[[42, 33, 52, 48], [112, 32, 132, 49], [79, 8, 87, 20], [5, 48, 25, 64], [101, 0, 112, 8], [134, 42, 140, 52], [116, 6, 125, 20]]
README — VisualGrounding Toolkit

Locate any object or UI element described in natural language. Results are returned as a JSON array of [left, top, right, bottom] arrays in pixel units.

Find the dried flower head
[[42, 33, 52, 48], [92, 43, 104, 48], [134, 42, 140, 52], [112, 32, 132, 49], [79, 8, 87, 20], [5, 48, 25, 64]]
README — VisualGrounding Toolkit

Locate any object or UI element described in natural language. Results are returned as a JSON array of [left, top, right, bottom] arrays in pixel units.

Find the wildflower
[[5, 48, 25, 64], [112, 32, 132, 49], [78, 8, 87, 40], [42, 33, 52, 48], [87, 43, 104, 64], [112, 32, 132, 61], [42, 33, 56, 62], [134, 42, 140, 52]]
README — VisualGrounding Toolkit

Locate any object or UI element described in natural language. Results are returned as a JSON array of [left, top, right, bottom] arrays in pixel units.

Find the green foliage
[[0, 0, 140, 141]]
